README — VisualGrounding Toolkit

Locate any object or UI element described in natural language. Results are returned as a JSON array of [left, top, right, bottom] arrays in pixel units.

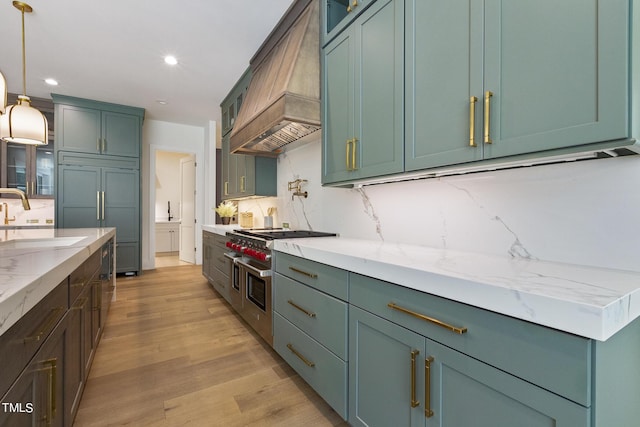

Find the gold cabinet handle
[[224, 181, 229, 196], [288, 266, 318, 279], [387, 302, 467, 335], [97, 138, 101, 152], [411, 350, 420, 408], [287, 343, 315, 367], [101, 191, 105, 221], [351, 137, 358, 171], [484, 90, 493, 144], [345, 138, 352, 170], [23, 307, 65, 343], [240, 176, 246, 193], [103, 137, 106, 153], [425, 356, 434, 418], [288, 300, 316, 318], [469, 96, 478, 147], [39, 358, 57, 424], [97, 191, 100, 220], [71, 297, 88, 310]]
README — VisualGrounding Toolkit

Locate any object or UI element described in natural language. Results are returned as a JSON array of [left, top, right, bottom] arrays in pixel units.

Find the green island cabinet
[[202, 230, 232, 304], [53, 94, 144, 274], [322, 0, 404, 184], [272, 250, 640, 426], [220, 69, 277, 201], [322, 0, 632, 185]]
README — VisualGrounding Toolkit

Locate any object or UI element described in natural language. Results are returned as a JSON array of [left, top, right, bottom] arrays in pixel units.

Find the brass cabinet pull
[[101, 191, 105, 220], [224, 181, 229, 196], [240, 176, 246, 192], [345, 139, 352, 170], [39, 358, 57, 424], [71, 297, 88, 311], [425, 356, 434, 418], [23, 307, 64, 343], [469, 96, 478, 147], [97, 138, 101, 152], [103, 138, 106, 153], [97, 191, 100, 220], [287, 343, 315, 367], [387, 302, 467, 335], [484, 90, 493, 144], [287, 300, 316, 318], [288, 266, 318, 279], [351, 137, 358, 171], [411, 350, 420, 408]]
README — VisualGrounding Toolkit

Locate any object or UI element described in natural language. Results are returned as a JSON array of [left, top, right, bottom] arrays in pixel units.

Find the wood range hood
[[230, 0, 320, 157]]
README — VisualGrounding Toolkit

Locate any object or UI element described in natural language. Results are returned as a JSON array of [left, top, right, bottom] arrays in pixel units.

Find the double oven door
[[227, 254, 273, 346]]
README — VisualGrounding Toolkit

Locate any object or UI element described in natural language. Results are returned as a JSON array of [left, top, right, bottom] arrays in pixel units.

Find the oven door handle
[[236, 259, 272, 278], [224, 252, 240, 262]]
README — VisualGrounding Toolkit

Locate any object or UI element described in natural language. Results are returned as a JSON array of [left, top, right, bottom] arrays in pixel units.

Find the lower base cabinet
[[349, 305, 589, 427], [202, 231, 232, 304]]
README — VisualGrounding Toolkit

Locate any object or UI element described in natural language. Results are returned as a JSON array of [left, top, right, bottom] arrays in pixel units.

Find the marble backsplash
[[238, 137, 640, 273], [0, 198, 55, 227]]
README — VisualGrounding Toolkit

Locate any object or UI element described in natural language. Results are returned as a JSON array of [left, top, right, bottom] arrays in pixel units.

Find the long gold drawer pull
[[71, 297, 88, 311], [101, 191, 105, 220], [96, 191, 100, 220], [288, 266, 318, 279], [351, 137, 358, 170], [387, 303, 467, 335], [484, 90, 493, 144], [346, 139, 352, 170], [288, 300, 316, 318], [287, 343, 315, 367], [23, 307, 65, 343], [38, 358, 57, 424], [411, 349, 420, 408], [425, 356, 434, 418], [469, 96, 478, 147]]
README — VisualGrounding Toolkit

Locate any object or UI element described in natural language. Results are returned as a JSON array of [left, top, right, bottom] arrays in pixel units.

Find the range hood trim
[[230, 0, 320, 156]]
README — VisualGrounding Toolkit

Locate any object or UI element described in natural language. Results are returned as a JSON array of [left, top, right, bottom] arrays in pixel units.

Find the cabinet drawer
[[274, 273, 348, 360], [350, 273, 591, 407], [0, 279, 68, 397], [274, 313, 347, 420], [275, 252, 349, 300], [69, 249, 101, 303]]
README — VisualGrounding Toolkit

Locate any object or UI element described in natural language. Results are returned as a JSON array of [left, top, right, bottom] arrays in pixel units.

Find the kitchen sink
[[0, 236, 86, 249]]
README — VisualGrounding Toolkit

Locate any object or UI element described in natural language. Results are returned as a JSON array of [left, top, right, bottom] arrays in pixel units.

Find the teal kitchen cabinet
[[322, 0, 404, 184], [273, 252, 350, 420], [349, 273, 591, 427], [221, 68, 250, 138], [322, 0, 375, 46], [221, 135, 276, 200], [57, 160, 140, 274], [53, 95, 143, 158], [349, 305, 589, 427], [406, 0, 629, 171]]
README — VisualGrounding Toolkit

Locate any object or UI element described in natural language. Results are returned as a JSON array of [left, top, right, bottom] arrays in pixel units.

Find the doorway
[[154, 150, 196, 267]]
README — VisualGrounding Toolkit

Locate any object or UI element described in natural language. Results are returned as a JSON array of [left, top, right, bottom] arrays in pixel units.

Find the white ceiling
[[0, 0, 294, 127]]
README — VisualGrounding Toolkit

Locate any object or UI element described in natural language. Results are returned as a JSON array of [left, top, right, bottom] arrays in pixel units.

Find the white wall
[[142, 119, 216, 270], [238, 135, 640, 274], [155, 151, 190, 221]]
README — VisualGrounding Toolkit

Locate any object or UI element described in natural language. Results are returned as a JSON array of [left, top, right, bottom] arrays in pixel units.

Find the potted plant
[[214, 201, 237, 225]]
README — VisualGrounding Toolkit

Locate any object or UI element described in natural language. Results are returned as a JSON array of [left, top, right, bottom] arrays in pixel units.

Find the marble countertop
[[273, 237, 640, 341], [202, 224, 241, 235], [0, 228, 116, 337]]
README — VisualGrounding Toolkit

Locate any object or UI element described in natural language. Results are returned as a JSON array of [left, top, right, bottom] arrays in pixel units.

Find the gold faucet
[[0, 188, 31, 211], [1, 203, 15, 225]]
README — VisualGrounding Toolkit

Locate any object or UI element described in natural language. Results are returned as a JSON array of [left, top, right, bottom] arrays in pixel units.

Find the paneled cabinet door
[[323, 0, 404, 184], [349, 306, 426, 427], [482, 0, 628, 159], [427, 338, 589, 427], [404, 0, 484, 171], [57, 165, 102, 229], [101, 111, 141, 158]]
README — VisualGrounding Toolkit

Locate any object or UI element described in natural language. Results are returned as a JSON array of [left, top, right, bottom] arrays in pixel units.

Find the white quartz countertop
[[273, 237, 640, 341], [0, 228, 116, 336], [202, 224, 240, 236]]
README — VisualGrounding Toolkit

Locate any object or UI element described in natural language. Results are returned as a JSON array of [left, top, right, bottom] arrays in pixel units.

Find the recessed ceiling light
[[164, 56, 178, 66], [44, 78, 58, 86], [156, 100, 168, 105]]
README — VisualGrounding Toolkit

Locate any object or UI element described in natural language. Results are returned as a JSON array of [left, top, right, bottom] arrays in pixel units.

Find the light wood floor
[[73, 265, 347, 426]]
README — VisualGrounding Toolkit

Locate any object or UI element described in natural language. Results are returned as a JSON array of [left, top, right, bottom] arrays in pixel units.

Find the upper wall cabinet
[[53, 95, 143, 158], [323, 0, 633, 185], [221, 68, 251, 137], [406, 0, 629, 171], [322, 0, 376, 46], [322, 0, 404, 184]]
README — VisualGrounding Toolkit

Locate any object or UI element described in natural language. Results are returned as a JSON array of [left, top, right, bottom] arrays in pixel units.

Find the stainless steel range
[[224, 229, 337, 346]]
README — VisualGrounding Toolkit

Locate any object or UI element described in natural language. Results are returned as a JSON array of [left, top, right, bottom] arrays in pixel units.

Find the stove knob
[[258, 252, 267, 262], [226, 241, 233, 249]]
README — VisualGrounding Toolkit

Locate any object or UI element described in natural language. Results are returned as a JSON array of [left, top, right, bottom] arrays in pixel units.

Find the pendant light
[[0, 1, 48, 145]]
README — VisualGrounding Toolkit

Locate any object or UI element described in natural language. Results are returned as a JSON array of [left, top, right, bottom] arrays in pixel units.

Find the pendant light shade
[[0, 1, 48, 145], [0, 71, 6, 114], [0, 95, 48, 145]]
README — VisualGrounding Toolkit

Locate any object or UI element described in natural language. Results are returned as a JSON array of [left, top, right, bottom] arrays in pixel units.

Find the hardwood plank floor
[[73, 265, 347, 426]]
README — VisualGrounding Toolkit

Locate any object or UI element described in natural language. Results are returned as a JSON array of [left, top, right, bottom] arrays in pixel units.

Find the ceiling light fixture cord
[[20, 2, 26, 96]]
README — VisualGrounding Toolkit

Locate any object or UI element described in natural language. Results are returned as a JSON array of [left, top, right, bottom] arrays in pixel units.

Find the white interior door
[[179, 155, 196, 263]]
